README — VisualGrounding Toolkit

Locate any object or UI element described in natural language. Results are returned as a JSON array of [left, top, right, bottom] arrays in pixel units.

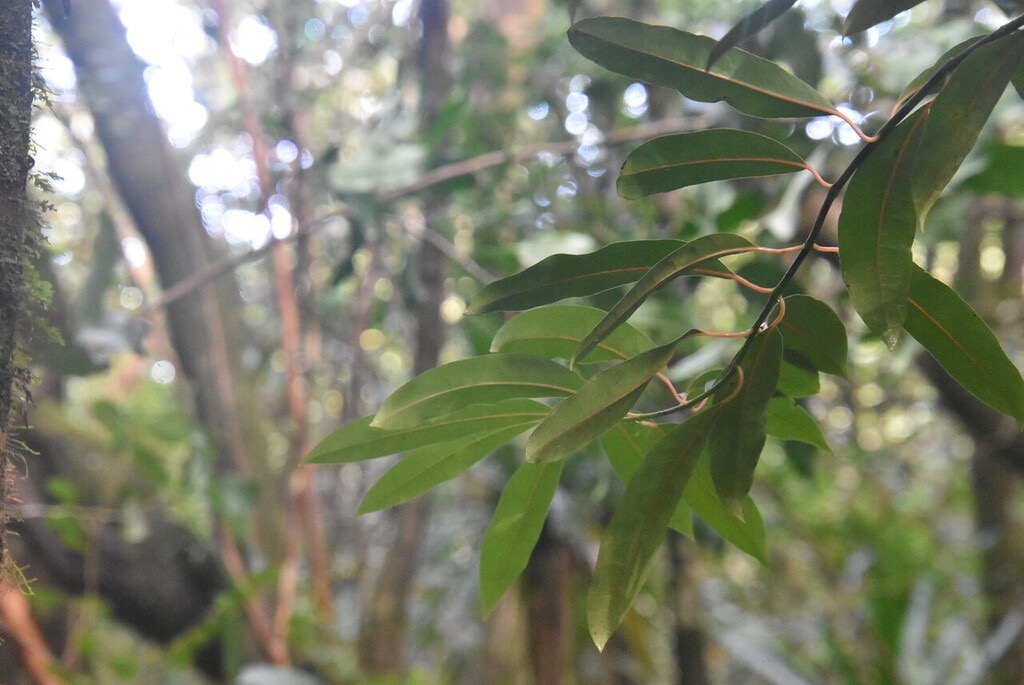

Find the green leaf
[[573, 234, 755, 365], [766, 397, 832, 452], [468, 240, 684, 314], [706, 0, 798, 70], [372, 355, 583, 430], [491, 305, 655, 363], [776, 359, 820, 398], [588, 413, 715, 650], [910, 31, 1024, 228], [963, 143, 1024, 199], [683, 454, 767, 562], [778, 295, 848, 377], [839, 108, 928, 348], [527, 342, 677, 464], [844, 0, 927, 35], [307, 399, 549, 464], [617, 130, 809, 199], [568, 17, 838, 120], [569, 17, 839, 121], [708, 328, 783, 509], [904, 265, 1024, 422], [480, 460, 564, 615], [602, 422, 694, 537], [359, 419, 539, 513]]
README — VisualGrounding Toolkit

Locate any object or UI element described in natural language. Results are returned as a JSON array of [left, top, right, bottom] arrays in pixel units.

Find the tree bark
[[0, 0, 35, 568]]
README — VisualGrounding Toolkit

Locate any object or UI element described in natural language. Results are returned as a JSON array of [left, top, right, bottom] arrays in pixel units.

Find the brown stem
[[0, 583, 69, 685]]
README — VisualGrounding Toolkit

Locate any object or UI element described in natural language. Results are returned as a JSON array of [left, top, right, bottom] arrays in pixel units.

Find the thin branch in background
[[140, 118, 706, 314], [376, 116, 707, 202], [210, 0, 296, 665]]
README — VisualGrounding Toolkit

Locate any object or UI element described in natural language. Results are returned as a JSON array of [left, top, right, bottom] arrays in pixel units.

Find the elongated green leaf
[[480, 460, 564, 615], [844, 0, 927, 35], [568, 17, 837, 120], [683, 453, 767, 561], [766, 397, 832, 452], [706, 0, 798, 70], [708, 328, 783, 509], [617, 130, 808, 199], [573, 234, 755, 365], [308, 399, 550, 464], [911, 32, 1024, 227], [527, 342, 677, 464], [777, 359, 820, 398], [839, 108, 928, 348], [602, 422, 694, 537], [905, 265, 1024, 422], [468, 240, 683, 314], [372, 355, 582, 430], [588, 413, 715, 650], [491, 305, 655, 363], [359, 419, 539, 513], [778, 295, 848, 377]]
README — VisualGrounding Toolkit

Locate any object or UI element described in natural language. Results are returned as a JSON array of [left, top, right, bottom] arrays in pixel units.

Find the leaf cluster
[[311, 5, 1024, 648]]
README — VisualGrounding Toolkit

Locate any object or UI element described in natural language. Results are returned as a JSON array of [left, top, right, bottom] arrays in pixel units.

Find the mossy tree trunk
[[0, 0, 36, 568]]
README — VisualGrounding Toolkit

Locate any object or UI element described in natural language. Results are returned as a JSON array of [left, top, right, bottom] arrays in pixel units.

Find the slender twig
[[139, 119, 708, 313], [376, 116, 709, 201]]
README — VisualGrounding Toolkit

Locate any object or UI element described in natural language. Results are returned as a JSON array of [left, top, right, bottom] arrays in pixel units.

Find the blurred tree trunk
[[38, 1, 282, 534], [669, 535, 710, 685], [524, 525, 574, 685], [4, 0, 295, 673], [356, 0, 452, 675], [922, 203, 1024, 684]]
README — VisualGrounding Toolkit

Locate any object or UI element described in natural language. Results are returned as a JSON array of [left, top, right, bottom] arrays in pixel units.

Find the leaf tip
[[881, 328, 902, 352]]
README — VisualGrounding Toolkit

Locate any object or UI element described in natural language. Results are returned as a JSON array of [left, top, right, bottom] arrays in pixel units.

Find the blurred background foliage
[[2, 0, 1024, 683]]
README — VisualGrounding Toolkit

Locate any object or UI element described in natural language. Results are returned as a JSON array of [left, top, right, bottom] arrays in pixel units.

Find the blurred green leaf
[[588, 412, 715, 650], [778, 294, 848, 377], [573, 233, 755, 364], [480, 460, 564, 615], [683, 454, 767, 561], [844, 0, 927, 35], [776, 359, 820, 398], [467, 240, 685, 314], [527, 341, 677, 464], [766, 397, 832, 452], [568, 17, 838, 119], [372, 355, 583, 430], [308, 399, 549, 463], [839, 109, 928, 348], [911, 31, 1024, 228], [602, 422, 694, 536], [706, 0, 798, 70], [490, 305, 655, 363], [359, 419, 539, 513], [962, 143, 1024, 199], [905, 265, 1024, 423], [708, 328, 782, 509], [617, 130, 809, 199]]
